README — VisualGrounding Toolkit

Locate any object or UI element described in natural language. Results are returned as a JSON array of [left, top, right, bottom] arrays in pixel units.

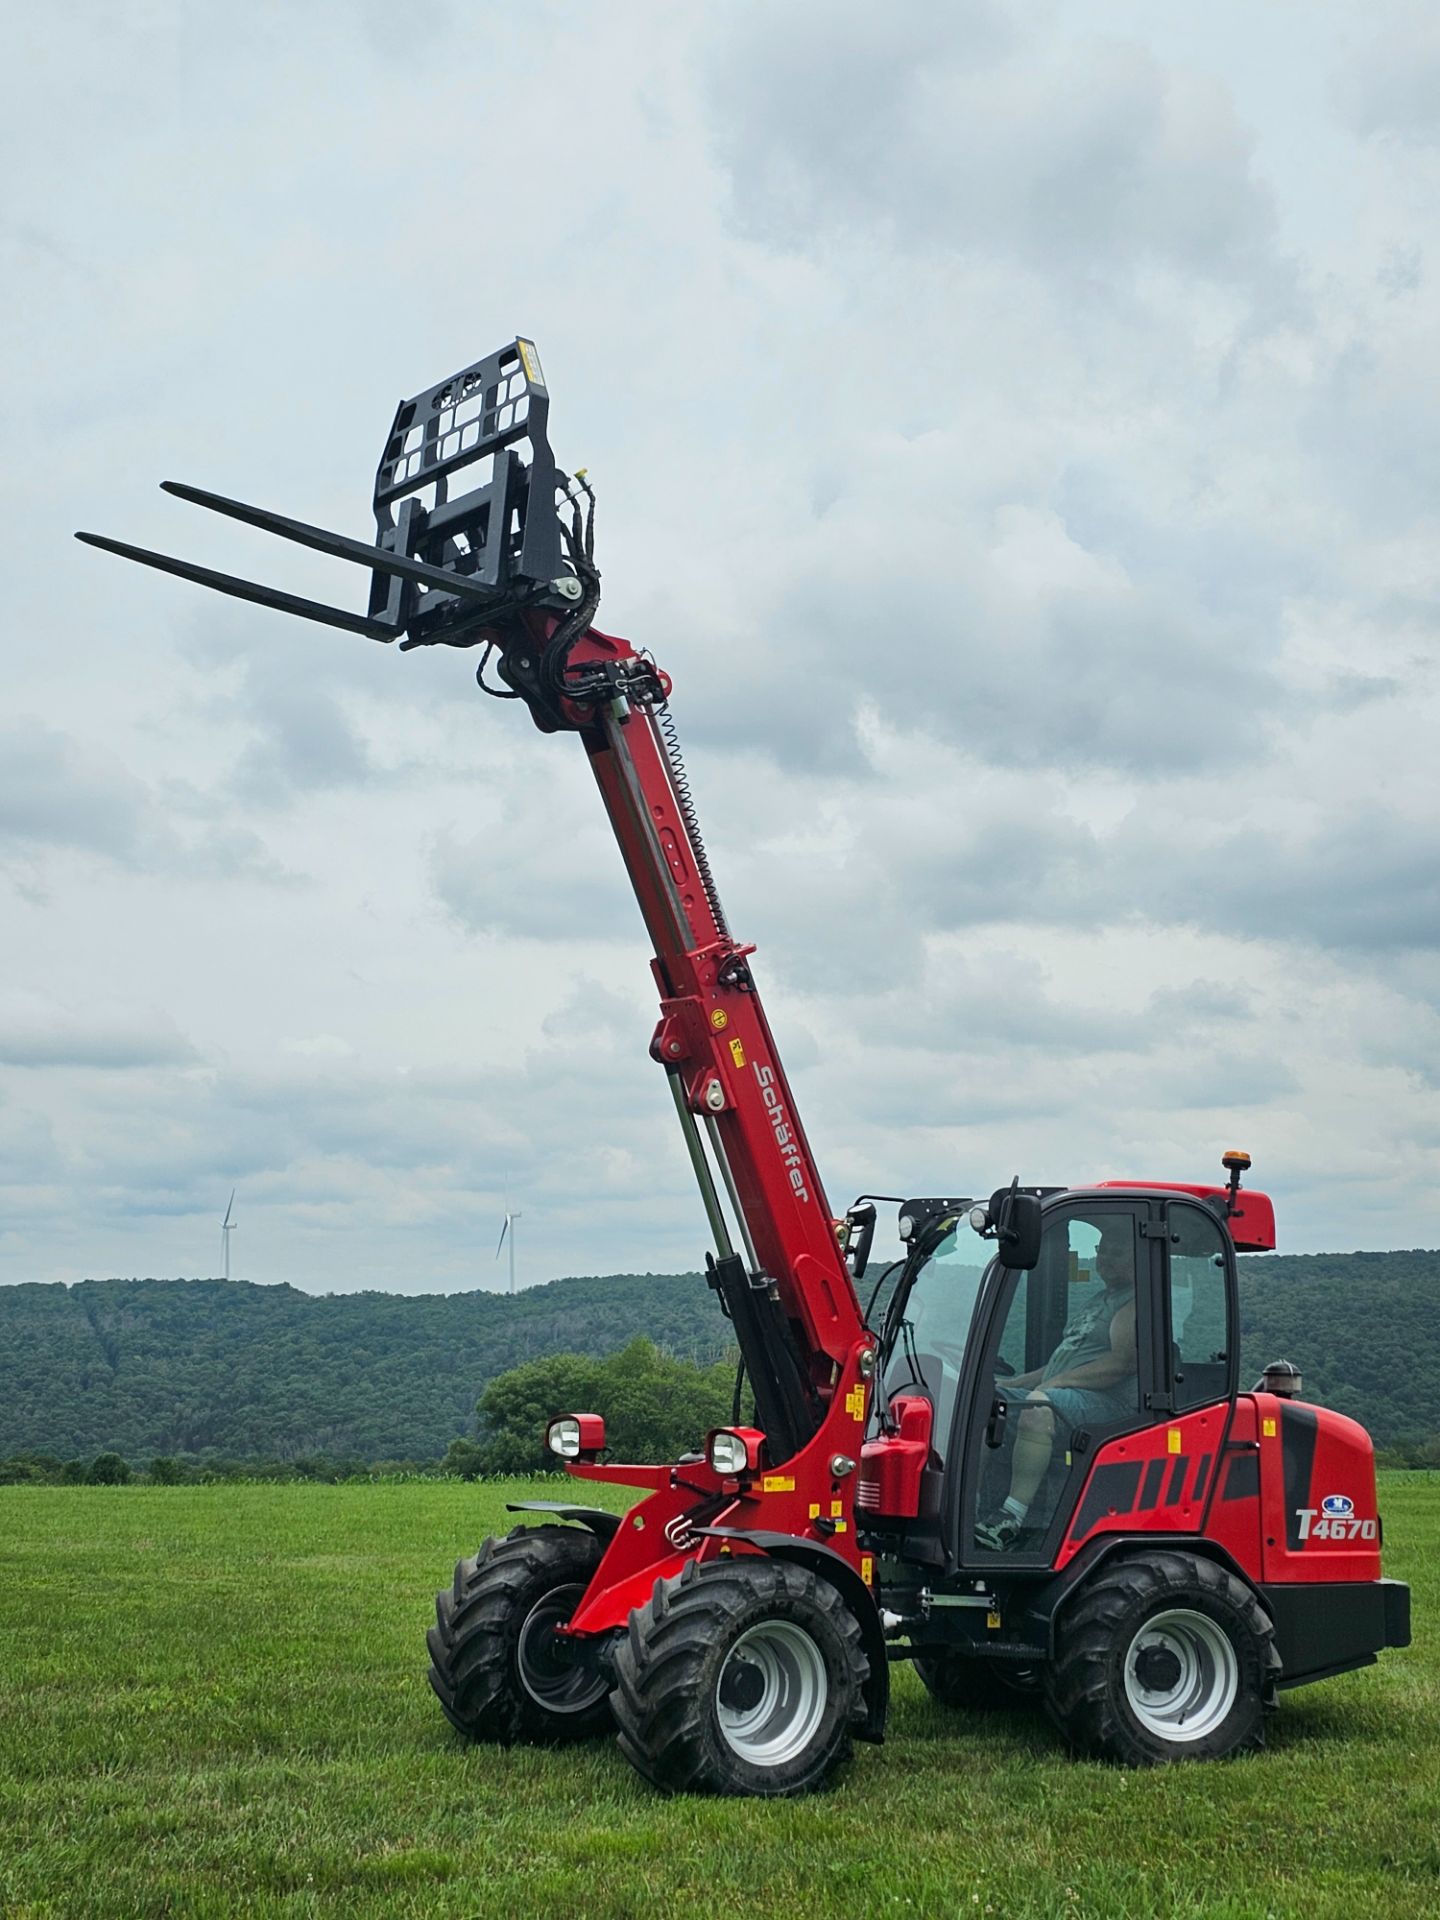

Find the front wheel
[[1045, 1550, 1279, 1765], [611, 1556, 868, 1796], [427, 1525, 612, 1744]]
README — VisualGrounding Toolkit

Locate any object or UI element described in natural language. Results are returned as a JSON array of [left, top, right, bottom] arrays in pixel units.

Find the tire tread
[[427, 1524, 609, 1745], [1045, 1549, 1280, 1765], [611, 1557, 868, 1797]]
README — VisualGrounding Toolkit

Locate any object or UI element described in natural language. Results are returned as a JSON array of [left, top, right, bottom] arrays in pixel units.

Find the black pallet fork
[[76, 338, 598, 664]]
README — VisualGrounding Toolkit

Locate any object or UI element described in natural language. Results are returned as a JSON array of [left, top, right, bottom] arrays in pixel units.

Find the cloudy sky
[[5, 1, 1438, 1293]]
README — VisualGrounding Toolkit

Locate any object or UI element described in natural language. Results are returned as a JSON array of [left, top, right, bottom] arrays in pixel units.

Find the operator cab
[[864, 1184, 1244, 1574]]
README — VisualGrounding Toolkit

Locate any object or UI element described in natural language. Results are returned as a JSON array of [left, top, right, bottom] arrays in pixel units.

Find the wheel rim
[[1123, 1607, 1239, 1743], [517, 1583, 608, 1715], [716, 1620, 828, 1767]]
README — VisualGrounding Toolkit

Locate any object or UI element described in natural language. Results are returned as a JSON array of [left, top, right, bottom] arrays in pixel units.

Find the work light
[[709, 1430, 748, 1474], [545, 1413, 606, 1459], [707, 1427, 763, 1475]]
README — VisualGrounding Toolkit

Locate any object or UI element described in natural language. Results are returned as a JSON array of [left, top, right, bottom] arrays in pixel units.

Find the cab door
[[954, 1200, 1164, 1568]]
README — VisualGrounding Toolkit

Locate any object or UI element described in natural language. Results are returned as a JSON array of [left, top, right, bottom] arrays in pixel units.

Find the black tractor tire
[[610, 1556, 869, 1797], [427, 1524, 612, 1745], [914, 1648, 1041, 1710], [1044, 1549, 1280, 1766]]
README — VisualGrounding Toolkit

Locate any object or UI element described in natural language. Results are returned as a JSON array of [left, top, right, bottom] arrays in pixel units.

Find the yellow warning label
[[831, 1499, 843, 1518], [729, 1037, 746, 1068], [834, 1519, 847, 1534], [861, 1555, 874, 1586], [762, 1474, 795, 1494], [987, 1611, 1002, 1630], [845, 1385, 867, 1421], [808, 1502, 821, 1520], [516, 338, 546, 388], [710, 1008, 729, 1031], [1263, 1417, 1277, 1438], [1168, 1428, 1183, 1454]]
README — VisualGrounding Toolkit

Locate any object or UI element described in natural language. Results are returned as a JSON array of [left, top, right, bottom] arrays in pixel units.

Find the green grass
[[0, 1477, 1434, 1919]]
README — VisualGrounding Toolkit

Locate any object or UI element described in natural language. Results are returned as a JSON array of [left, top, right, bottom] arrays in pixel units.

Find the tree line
[[0, 1338, 742, 1484], [0, 1249, 1436, 1469], [3, 1330, 1435, 1493]]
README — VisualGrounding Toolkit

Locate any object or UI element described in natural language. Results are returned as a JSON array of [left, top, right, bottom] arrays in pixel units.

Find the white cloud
[[2, 0, 1436, 1292]]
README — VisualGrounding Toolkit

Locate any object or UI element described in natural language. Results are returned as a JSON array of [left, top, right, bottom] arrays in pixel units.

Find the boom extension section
[[75, 336, 865, 1466]]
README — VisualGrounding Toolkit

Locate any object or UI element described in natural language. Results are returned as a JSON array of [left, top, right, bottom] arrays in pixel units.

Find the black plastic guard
[[695, 1527, 889, 1742], [1383, 1576, 1413, 1649], [1263, 1576, 1412, 1687], [504, 1501, 622, 1539]]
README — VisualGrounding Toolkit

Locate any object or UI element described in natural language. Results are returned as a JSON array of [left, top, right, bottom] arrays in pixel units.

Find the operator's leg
[[977, 1393, 1055, 1549], [1007, 1395, 1056, 1511]]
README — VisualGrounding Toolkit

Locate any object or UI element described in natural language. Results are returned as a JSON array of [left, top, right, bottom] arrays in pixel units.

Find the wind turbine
[[496, 1207, 522, 1295], [221, 1190, 237, 1281]]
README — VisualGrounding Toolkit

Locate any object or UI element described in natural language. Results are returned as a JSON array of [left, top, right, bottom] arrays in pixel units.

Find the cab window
[[1169, 1206, 1232, 1410], [881, 1225, 988, 1470]]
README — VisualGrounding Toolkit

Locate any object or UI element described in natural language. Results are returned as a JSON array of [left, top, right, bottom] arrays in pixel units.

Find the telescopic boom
[[76, 336, 864, 1465]]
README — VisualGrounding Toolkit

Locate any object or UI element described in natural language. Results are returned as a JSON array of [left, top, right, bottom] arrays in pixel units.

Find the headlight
[[708, 1428, 756, 1475], [898, 1213, 915, 1241], [968, 1204, 990, 1233]]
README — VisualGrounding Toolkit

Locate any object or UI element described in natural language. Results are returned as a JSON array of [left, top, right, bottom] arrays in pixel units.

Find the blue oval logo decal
[[1321, 1493, 1354, 1517]]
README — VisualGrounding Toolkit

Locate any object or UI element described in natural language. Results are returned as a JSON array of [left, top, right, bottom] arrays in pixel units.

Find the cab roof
[[1081, 1180, 1276, 1253]]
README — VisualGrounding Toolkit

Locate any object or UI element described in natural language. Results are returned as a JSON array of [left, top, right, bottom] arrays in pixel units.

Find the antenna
[[495, 1209, 523, 1295], [221, 1190, 237, 1281]]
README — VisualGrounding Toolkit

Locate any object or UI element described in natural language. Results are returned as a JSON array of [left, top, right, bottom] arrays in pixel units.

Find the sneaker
[[975, 1512, 1021, 1552]]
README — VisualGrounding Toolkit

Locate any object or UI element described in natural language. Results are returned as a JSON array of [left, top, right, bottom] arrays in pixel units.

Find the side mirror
[[843, 1201, 878, 1280], [991, 1187, 1042, 1270]]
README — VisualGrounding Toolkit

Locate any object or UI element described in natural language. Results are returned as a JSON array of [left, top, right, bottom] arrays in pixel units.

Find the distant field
[[0, 1478, 1434, 1919]]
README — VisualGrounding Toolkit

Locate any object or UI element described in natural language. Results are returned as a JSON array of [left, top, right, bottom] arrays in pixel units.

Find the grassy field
[[0, 1477, 1434, 1919]]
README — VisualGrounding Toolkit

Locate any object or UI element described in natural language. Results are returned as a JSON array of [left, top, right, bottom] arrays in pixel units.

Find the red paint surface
[[1257, 1396, 1382, 1585], [857, 1395, 933, 1518], [1057, 1400, 1258, 1577], [1093, 1179, 1276, 1251], [564, 1332, 879, 1636]]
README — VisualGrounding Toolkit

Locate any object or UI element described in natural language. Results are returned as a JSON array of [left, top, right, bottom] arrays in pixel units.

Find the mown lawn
[[0, 1475, 1434, 1919]]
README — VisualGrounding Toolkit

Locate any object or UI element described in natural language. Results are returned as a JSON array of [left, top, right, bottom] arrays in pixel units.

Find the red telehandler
[[79, 338, 1410, 1796]]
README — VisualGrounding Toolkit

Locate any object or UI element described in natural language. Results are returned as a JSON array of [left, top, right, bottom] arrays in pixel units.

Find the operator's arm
[[1000, 1366, 1046, 1390], [1039, 1299, 1137, 1392]]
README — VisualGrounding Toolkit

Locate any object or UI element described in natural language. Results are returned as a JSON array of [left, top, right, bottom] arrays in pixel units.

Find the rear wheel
[[1045, 1550, 1278, 1765], [427, 1525, 612, 1744], [611, 1556, 868, 1796]]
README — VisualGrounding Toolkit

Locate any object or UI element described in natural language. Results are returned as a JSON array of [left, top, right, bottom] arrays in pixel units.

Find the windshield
[[881, 1226, 992, 1467]]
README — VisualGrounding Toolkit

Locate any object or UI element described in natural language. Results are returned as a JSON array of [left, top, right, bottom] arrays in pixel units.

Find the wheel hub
[[1135, 1643, 1184, 1692], [719, 1655, 766, 1714]]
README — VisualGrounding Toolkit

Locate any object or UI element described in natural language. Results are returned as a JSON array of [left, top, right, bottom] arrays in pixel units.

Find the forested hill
[[1, 1249, 1436, 1462], [1235, 1249, 1440, 1451], [0, 1271, 720, 1463]]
